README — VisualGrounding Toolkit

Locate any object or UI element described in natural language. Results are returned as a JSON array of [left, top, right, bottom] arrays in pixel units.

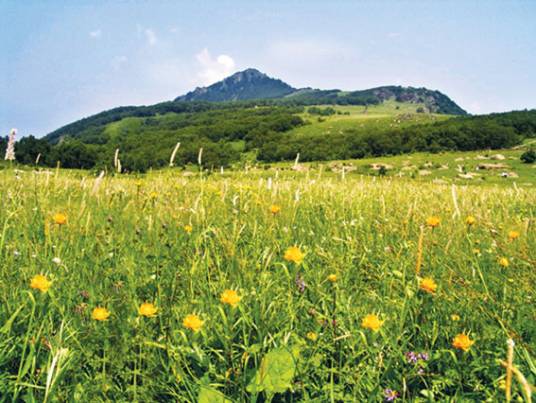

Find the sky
[[1, 0, 536, 138]]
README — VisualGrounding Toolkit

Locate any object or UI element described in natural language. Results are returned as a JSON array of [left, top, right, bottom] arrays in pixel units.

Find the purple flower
[[405, 351, 429, 364], [418, 352, 429, 361], [384, 388, 399, 401], [405, 351, 419, 364]]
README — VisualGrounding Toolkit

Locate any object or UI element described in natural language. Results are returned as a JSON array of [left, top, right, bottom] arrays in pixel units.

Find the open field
[[0, 167, 535, 401], [288, 101, 452, 140], [269, 147, 536, 187]]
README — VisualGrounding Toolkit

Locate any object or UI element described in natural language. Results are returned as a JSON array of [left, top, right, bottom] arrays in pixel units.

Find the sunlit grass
[[0, 167, 534, 401]]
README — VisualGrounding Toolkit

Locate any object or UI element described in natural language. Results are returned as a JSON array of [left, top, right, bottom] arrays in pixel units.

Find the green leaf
[[246, 348, 296, 395], [198, 385, 232, 403]]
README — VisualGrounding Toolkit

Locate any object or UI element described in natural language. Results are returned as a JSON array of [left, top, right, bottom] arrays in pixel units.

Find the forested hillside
[[3, 105, 536, 172]]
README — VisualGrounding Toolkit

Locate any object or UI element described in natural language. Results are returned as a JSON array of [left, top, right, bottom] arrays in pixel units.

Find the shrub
[[520, 149, 536, 163]]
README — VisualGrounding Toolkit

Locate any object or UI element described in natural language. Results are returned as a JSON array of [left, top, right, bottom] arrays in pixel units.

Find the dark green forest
[[2, 105, 536, 172]]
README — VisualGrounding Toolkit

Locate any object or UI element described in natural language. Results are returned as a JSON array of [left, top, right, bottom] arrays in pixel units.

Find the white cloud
[[89, 29, 101, 38], [388, 32, 401, 38], [195, 48, 236, 86], [144, 29, 157, 46], [111, 56, 128, 71]]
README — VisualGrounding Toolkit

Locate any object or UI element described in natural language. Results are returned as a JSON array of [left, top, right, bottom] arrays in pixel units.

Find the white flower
[[13, 250, 20, 257], [4, 129, 16, 161], [52, 257, 62, 265]]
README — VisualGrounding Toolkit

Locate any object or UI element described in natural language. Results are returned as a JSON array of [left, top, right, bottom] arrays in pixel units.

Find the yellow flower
[[419, 277, 437, 294], [270, 205, 281, 215], [184, 224, 193, 234], [138, 302, 158, 317], [92, 307, 111, 321], [327, 274, 337, 282], [149, 191, 158, 199], [465, 216, 476, 226], [183, 314, 203, 332], [53, 213, 67, 225], [452, 333, 474, 351], [284, 246, 304, 264], [426, 216, 440, 228], [473, 248, 481, 255], [220, 290, 241, 307], [306, 332, 318, 341], [361, 314, 383, 332], [508, 230, 520, 241], [451, 314, 461, 321], [499, 257, 509, 267], [30, 274, 52, 293]]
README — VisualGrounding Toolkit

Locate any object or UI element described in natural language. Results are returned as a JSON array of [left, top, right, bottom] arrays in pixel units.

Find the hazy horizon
[[2, 0, 536, 138]]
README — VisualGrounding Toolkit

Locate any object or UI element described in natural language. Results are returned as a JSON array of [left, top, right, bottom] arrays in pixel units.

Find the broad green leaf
[[247, 348, 296, 395]]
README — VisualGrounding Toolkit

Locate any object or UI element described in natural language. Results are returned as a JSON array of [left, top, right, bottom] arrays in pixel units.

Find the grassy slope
[[287, 101, 451, 140]]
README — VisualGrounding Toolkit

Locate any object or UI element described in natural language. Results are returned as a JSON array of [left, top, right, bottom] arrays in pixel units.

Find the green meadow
[[0, 166, 534, 401]]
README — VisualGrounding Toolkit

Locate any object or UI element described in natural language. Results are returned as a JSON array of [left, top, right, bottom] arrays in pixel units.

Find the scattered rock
[[500, 171, 518, 178], [490, 154, 506, 160], [369, 163, 393, 170], [292, 164, 309, 172], [418, 170, 432, 176], [477, 163, 509, 170]]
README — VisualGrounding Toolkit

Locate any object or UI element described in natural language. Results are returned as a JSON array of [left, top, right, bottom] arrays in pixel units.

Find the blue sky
[[1, 0, 535, 137]]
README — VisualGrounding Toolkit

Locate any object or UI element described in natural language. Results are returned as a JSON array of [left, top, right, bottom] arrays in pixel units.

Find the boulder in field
[[477, 163, 509, 170], [370, 163, 393, 170]]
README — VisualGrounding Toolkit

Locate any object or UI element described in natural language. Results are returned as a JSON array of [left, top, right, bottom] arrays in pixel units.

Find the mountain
[[175, 68, 467, 115], [175, 68, 296, 102]]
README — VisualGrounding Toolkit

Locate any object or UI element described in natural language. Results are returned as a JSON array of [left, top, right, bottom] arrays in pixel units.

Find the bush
[[520, 149, 536, 163]]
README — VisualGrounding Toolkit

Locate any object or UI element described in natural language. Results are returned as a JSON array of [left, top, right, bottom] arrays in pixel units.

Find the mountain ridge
[[175, 68, 467, 115]]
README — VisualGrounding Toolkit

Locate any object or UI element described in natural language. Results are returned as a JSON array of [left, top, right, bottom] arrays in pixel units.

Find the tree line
[[2, 106, 535, 171]]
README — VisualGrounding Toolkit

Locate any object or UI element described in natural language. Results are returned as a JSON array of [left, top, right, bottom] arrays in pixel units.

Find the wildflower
[[465, 216, 476, 226], [451, 314, 461, 321], [508, 230, 520, 241], [220, 290, 241, 307], [452, 333, 474, 352], [138, 302, 158, 317], [361, 314, 383, 332], [383, 388, 399, 401], [184, 224, 193, 234], [327, 274, 337, 282], [419, 277, 437, 294], [183, 314, 203, 332], [473, 248, 481, 255], [52, 257, 61, 265], [426, 216, 440, 228], [149, 191, 158, 199], [284, 246, 304, 264], [270, 205, 281, 215], [499, 257, 509, 267], [53, 213, 67, 225], [92, 307, 110, 321], [4, 128, 16, 161], [306, 331, 318, 342], [30, 274, 52, 293]]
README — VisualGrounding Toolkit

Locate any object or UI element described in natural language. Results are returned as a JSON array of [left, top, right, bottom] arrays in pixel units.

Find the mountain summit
[[175, 68, 296, 102], [175, 68, 466, 115]]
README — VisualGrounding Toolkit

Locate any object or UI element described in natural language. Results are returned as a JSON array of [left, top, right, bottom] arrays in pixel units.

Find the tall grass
[[0, 167, 534, 401]]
